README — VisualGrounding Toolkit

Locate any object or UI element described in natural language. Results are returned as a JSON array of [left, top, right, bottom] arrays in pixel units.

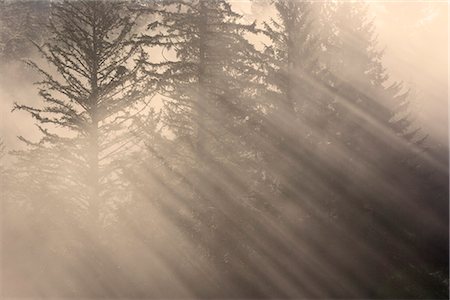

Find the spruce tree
[[256, 1, 364, 296], [254, 1, 447, 297], [260, 0, 328, 212], [13, 0, 150, 222], [10, 1, 153, 295], [319, 2, 448, 297], [137, 0, 270, 296]]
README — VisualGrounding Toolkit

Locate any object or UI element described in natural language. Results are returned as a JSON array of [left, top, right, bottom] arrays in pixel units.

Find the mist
[[0, 1, 448, 299]]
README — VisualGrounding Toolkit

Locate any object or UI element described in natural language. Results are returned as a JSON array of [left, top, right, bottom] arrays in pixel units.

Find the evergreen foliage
[[1, 0, 447, 298]]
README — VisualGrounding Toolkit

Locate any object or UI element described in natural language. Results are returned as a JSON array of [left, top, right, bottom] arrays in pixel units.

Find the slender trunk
[[88, 108, 99, 220], [89, 10, 100, 222], [196, 0, 207, 158], [280, 17, 297, 150]]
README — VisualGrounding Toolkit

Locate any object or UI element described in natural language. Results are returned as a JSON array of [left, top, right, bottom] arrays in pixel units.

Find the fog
[[0, 1, 448, 299], [0, 1, 448, 151]]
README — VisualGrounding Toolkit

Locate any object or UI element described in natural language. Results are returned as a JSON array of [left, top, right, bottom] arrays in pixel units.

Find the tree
[[9, 1, 154, 296], [250, 1, 448, 297], [259, 0, 329, 217], [3, 1, 447, 298], [143, 0, 260, 157], [254, 1, 371, 297], [135, 0, 271, 296], [318, 2, 448, 297], [13, 0, 151, 222]]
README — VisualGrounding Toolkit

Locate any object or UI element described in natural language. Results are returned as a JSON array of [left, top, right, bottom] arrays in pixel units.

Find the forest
[[0, 0, 448, 298]]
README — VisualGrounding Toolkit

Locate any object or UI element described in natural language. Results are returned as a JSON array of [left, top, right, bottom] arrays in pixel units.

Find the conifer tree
[[260, 0, 329, 209], [320, 2, 419, 149], [254, 1, 448, 297], [318, 3, 448, 297], [143, 0, 260, 159], [9, 2, 155, 295], [13, 0, 151, 224], [137, 0, 270, 296], [255, 2, 365, 296]]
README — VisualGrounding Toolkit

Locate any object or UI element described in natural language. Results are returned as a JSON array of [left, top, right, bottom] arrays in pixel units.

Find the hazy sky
[[0, 1, 448, 151], [371, 1, 448, 145]]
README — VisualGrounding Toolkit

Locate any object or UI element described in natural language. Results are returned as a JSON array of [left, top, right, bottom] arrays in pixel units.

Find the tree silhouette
[[13, 0, 151, 223]]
